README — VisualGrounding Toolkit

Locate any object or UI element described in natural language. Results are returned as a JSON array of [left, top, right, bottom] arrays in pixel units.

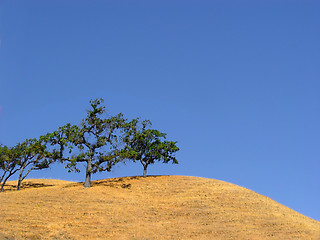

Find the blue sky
[[0, 1, 319, 220]]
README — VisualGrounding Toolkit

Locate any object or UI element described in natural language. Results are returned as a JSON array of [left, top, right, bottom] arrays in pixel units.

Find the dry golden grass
[[0, 175, 319, 239]]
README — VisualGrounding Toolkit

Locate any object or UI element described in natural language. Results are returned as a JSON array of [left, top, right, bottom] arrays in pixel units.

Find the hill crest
[[1, 175, 319, 239]]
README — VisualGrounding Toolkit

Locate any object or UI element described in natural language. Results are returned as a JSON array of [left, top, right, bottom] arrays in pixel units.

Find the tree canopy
[[0, 98, 180, 190], [122, 118, 179, 177], [0, 144, 20, 192], [15, 137, 52, 191], [47, 98, 127, 187]]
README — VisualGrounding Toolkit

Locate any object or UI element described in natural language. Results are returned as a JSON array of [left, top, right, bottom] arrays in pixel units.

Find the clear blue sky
[[0, 1, 319, 220]]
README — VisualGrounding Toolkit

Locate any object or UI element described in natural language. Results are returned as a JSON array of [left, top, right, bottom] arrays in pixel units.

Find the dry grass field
[[0, 175, 319, 240]]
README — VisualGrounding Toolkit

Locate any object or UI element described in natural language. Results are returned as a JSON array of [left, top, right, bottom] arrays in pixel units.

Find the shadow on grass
[[62, 175, 163, 189], [2, 182, 55, 192], [93, 176, 138, 186]]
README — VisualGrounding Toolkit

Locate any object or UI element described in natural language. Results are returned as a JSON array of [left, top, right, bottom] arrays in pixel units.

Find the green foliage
[[122, 118, 179, 177], [48, 98, 127, 187], [1, 98, 180, 189], [0, 137, 53, 191], [0, 144, 20, 191], [15, 137, 53, 190]]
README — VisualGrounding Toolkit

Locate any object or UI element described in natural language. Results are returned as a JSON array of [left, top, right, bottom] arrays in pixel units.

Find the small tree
[[0, 144, 20, 192], [123, 119, 179, 177], [15, 137, 52, 191], [49, 98, 126, 188]]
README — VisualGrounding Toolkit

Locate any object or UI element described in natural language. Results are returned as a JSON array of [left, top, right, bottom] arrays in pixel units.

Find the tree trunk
[[0, 176, 5, 192], [84, 158, 92, 188], [143, 165, 148, 178], [18, 167, 33, 191], [1, 174, 12, 192], [17, 169, 24, 191], [0, 182, 5, 192], [0, 169, 19, 193], [0, 176, 4, 186], [17, 179, 22, 191]]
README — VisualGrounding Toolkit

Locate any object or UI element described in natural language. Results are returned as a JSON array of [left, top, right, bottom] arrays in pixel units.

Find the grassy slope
[[0, 176, 319, 240]]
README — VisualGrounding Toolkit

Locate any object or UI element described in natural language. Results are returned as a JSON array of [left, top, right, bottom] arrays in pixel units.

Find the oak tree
[[15, 137, 52, 191], [0, 144, 20, 192], [49, 99, 126, 187], [123, 119, 179, 177]]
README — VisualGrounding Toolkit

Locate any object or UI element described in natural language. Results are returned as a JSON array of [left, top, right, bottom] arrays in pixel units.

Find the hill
[[0, 176, 319, 239]]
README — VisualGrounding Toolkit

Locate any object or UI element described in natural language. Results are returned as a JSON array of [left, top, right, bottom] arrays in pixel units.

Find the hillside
[[0, 176, 319, 239]]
